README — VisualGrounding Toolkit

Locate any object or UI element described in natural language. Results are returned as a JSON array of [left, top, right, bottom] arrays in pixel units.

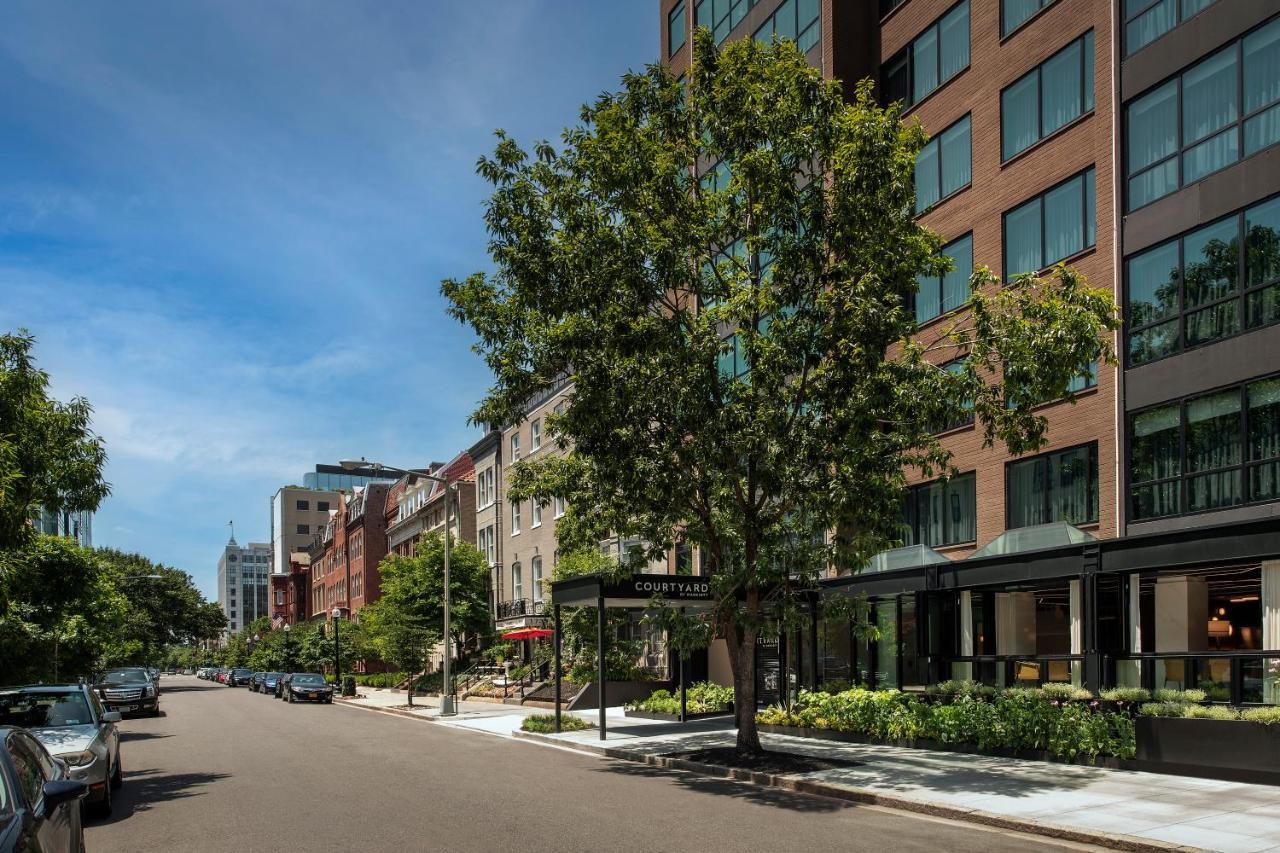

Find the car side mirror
[[38, 779, 88, 817], [101, 711, 122, 723]]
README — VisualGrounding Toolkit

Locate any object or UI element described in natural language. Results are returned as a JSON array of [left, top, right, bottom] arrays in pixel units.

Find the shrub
[[521, 714, 592, 734], [1100, 687, 1150, 703], [626, 681, 733, 715], [927, 679, 994, 699], [1241, 706, 1280, 725], [355, 671, 407, 689], [817, 678, 854, 695], [1040, 682, 1094, 702], [1154, 688, 1207, 703], [1183, 704, 1239, 720], [1138, 701, 1185, 717]]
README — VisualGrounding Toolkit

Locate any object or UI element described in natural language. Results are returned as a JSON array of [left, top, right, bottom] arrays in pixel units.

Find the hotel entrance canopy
[[547, 573, 721, 740]]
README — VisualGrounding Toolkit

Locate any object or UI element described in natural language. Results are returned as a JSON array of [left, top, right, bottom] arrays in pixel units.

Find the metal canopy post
[[678, 606, 687, 723], [597, 593, 607, 740], [554, 603, 563, 734]]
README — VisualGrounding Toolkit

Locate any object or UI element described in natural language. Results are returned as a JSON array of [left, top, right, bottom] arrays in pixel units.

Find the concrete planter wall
[[1134, 717, 1280, 785], [566, 680, 669, 711]]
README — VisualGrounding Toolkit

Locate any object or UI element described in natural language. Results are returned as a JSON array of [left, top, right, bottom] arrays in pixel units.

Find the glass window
[[1125, 18, 1280, 211], [902, 472, 976, 547], [752, 0, 821, 53], [1125, 0, 1219, 56], [1003, 0, 1054, 37], [1249, 378, 1280, 501], [531, 556, 543, 602], [698, 0, 755, 44], [914, 233, 972, 324], [1002, 32, 1094, 160], [1130, 404, 1182, 519], [511, 501, 521, 535], [880, 1, 969, 108], [531, 419, 542, 450], [1003, 168, 1096, 277], [296, 500, 309, 511], [511, 563, 522, 601], [318, 501, 329, 512], [295, 525, 308, 535], [875, 600, 899, 689], [532, 501, 542, 527], [915, 114, 971, 213], [1126, 196, 1280, 365], [669, 0, 686, 56], [1007, 443, 1099, 528]]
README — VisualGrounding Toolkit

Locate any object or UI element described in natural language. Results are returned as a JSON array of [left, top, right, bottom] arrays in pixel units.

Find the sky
[[0, 1, 657, 600]]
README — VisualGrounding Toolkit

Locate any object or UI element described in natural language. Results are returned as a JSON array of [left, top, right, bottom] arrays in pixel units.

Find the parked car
[[0, 726, 88, 851], [0, 685, 122, 817], [93, 668, 159, 718], [283, 674, 333, 704], [248, 672, 266, 692], [214, 669, 229, 684], [273, 674, 291, 698], [226, 669, 253, 687], [261, 673, 284, 696]]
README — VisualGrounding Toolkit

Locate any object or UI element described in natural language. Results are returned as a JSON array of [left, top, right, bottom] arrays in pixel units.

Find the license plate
[[309, 693, 317, 699]]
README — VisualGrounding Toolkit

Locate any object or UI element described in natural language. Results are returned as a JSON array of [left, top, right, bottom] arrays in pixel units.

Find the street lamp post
[[331, 606, 342, 688], [283, 623, 293, 671], [340, 459, 456, 715]]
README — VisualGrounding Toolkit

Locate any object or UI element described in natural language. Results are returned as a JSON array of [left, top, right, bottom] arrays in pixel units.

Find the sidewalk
[[514, 721, 1280, 853]]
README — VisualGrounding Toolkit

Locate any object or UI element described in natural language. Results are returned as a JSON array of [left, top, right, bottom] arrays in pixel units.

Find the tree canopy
[[0, 331, 109, 550], [443, 31, 1120, 752]]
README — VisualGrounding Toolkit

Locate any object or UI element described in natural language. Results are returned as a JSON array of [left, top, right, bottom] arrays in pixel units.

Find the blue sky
[[0, 1, 656, 600]]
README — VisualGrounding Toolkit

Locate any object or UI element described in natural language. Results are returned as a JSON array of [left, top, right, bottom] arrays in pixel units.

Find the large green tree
[[0, 332, 110, 549], [443, 31, 1119, 753], [360, 533, 492, 672]]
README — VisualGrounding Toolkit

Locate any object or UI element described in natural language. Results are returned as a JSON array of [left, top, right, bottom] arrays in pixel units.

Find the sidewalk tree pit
[[444, 27, 1118, 753]]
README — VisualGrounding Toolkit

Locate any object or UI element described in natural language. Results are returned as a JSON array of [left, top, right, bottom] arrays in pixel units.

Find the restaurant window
[[915, 115, 971, 213], [1004, 167, 1096, 277], [902, 472, 977, 547], [882, 1, 969, 108], [1002, 31, 1094, 161], [1125, 17, 1280, 211], [1126, 195, 1280, 366], [1007, 443, 1099, 528]]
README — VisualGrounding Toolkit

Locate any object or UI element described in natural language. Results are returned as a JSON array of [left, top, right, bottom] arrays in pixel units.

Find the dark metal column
[[678, 606, 687, 723], [809, 597, 820, 690], [554, 603, 562, 733], [597, 594, 606, 740], [1083, 544, 1102, 694]]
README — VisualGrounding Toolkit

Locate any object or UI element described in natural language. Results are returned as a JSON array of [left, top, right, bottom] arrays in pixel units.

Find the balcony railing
[[495, 598, 546, 620]]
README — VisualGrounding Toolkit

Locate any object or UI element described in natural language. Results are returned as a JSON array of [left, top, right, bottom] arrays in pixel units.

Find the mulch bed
[[669, 747, 862, 775]]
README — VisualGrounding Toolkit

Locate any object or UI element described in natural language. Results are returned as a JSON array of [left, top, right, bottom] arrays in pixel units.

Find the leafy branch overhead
[[443, 29, 1118, 753]]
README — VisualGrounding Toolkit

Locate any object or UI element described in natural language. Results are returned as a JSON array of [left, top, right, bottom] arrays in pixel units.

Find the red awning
[[502, 628, 553, 641]]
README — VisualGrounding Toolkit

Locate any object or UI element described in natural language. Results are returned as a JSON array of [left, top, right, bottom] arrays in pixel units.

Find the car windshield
[[0, 690, 94, 728], [292, 674, 325, 685], [101, 669, 149, 683], [232, 669, 251, 676]]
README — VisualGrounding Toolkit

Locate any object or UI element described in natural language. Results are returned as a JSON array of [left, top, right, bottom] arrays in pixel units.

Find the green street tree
[[443, 31, 1120, 755], [0, 331, 110, 550], [360, 533, 492, 672]]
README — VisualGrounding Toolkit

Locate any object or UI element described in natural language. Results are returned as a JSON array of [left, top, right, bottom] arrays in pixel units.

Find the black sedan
[[283, 674, 333, 704], [0, 726, 88, 852], [225, 669, 253, 687], [94, 667, 159, 717]]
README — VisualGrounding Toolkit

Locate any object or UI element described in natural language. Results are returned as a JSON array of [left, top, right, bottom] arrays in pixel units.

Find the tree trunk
[[727, 620, 762, 755]]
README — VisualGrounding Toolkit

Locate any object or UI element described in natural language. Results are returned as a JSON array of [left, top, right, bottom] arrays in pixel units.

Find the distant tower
[[228, 520, 237, 547]]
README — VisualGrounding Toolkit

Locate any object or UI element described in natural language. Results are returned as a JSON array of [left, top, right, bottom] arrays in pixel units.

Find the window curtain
[[1127, 81, 1178, 173], [946, 475, 976, 544], [915, 139, 940, 213], [1008, 458, 1047, 528], [955, 590, 974, 681], [1044, 175, 1085, 264], [1182, 48, 1238, 144], [1264, 560, 1279, 703], [1003, 74, 1039, 159], [940, 117, 971, 198], [1041, 40, 1083, 136], [1051, 446, 1095, 524], [1245, 20, 1280, 155], [1186, 391, 1242, 509], [1250, 378, 1280, 501], [912, 27, 939, 104], [938, 2, 969, 84], [996, 592, 1035, 656], [941, 235, 972, 315], [1069, 580, 1083, 686], [1126, 0, 1174, 56], [1005, 199, 1042, 275]]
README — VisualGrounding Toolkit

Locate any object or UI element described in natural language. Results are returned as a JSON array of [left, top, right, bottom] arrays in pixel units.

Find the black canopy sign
[[605, 575, 712, 602]]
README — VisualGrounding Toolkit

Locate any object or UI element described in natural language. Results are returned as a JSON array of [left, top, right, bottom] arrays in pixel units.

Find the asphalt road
[[84, 676, 1088, 853]]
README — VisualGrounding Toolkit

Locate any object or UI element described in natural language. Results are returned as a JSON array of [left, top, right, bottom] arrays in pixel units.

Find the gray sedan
[[0, 684, 122, 817]]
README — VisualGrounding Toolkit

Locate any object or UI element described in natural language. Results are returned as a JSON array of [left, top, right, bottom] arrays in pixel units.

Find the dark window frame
[[1127, 372, 1280, 521], [1000, 30, 1095, 162], [902, 471, 978, 547], [916, 113, 972, 214], [1005, 441, 1100, 529], [752, 0, 821, 54], [696, 0, 757, 45], [1001, 0, 1060, 39], [1124, 194, 1280, 367], [1001, 165, 1097, 279], [880, 0, 971, 109], [669, 0, 687, 56], [913, 231, 974, 325], [1123, 0, 1220, 57], [1124, 16, 1280, 212]]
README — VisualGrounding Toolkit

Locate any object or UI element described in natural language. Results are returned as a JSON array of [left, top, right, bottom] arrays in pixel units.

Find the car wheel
[[111, 756, 123, 789], [90, 766, 113, 817]]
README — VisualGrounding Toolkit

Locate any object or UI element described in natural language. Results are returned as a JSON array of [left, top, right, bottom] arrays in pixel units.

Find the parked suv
[[0, 683, 123, 816], [94, 668, 159, 717]]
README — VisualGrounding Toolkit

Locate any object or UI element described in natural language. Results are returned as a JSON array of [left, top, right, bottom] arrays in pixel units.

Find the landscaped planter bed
[[623, 706, 733, 722]]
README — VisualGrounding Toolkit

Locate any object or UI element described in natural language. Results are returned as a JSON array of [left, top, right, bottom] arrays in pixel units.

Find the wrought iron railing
[[495, 598, 547, 619]]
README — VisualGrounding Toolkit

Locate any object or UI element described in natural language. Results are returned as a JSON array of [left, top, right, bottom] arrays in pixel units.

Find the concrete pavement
[[84, 676, 1089, 853]]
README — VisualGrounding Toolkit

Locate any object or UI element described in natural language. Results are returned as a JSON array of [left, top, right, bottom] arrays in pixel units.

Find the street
[[83, 676, 1089, 853]]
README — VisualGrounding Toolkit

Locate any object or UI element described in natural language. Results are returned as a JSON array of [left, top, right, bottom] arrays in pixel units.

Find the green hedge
[[625, 681, 734, 715], [354, 672, 407, 688], [757, 687, 1137, 761], [521, 714, 592, 734]]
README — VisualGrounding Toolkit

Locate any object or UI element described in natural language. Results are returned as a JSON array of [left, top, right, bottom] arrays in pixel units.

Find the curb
[[333, 697, 440, 722], [511, 731, 1202, 853]]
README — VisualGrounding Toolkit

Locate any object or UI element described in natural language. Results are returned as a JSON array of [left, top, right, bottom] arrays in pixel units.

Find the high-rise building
[[661, 0, 1280, 699], [217, 534, 271, 635], [33, 507, 92, 548]]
